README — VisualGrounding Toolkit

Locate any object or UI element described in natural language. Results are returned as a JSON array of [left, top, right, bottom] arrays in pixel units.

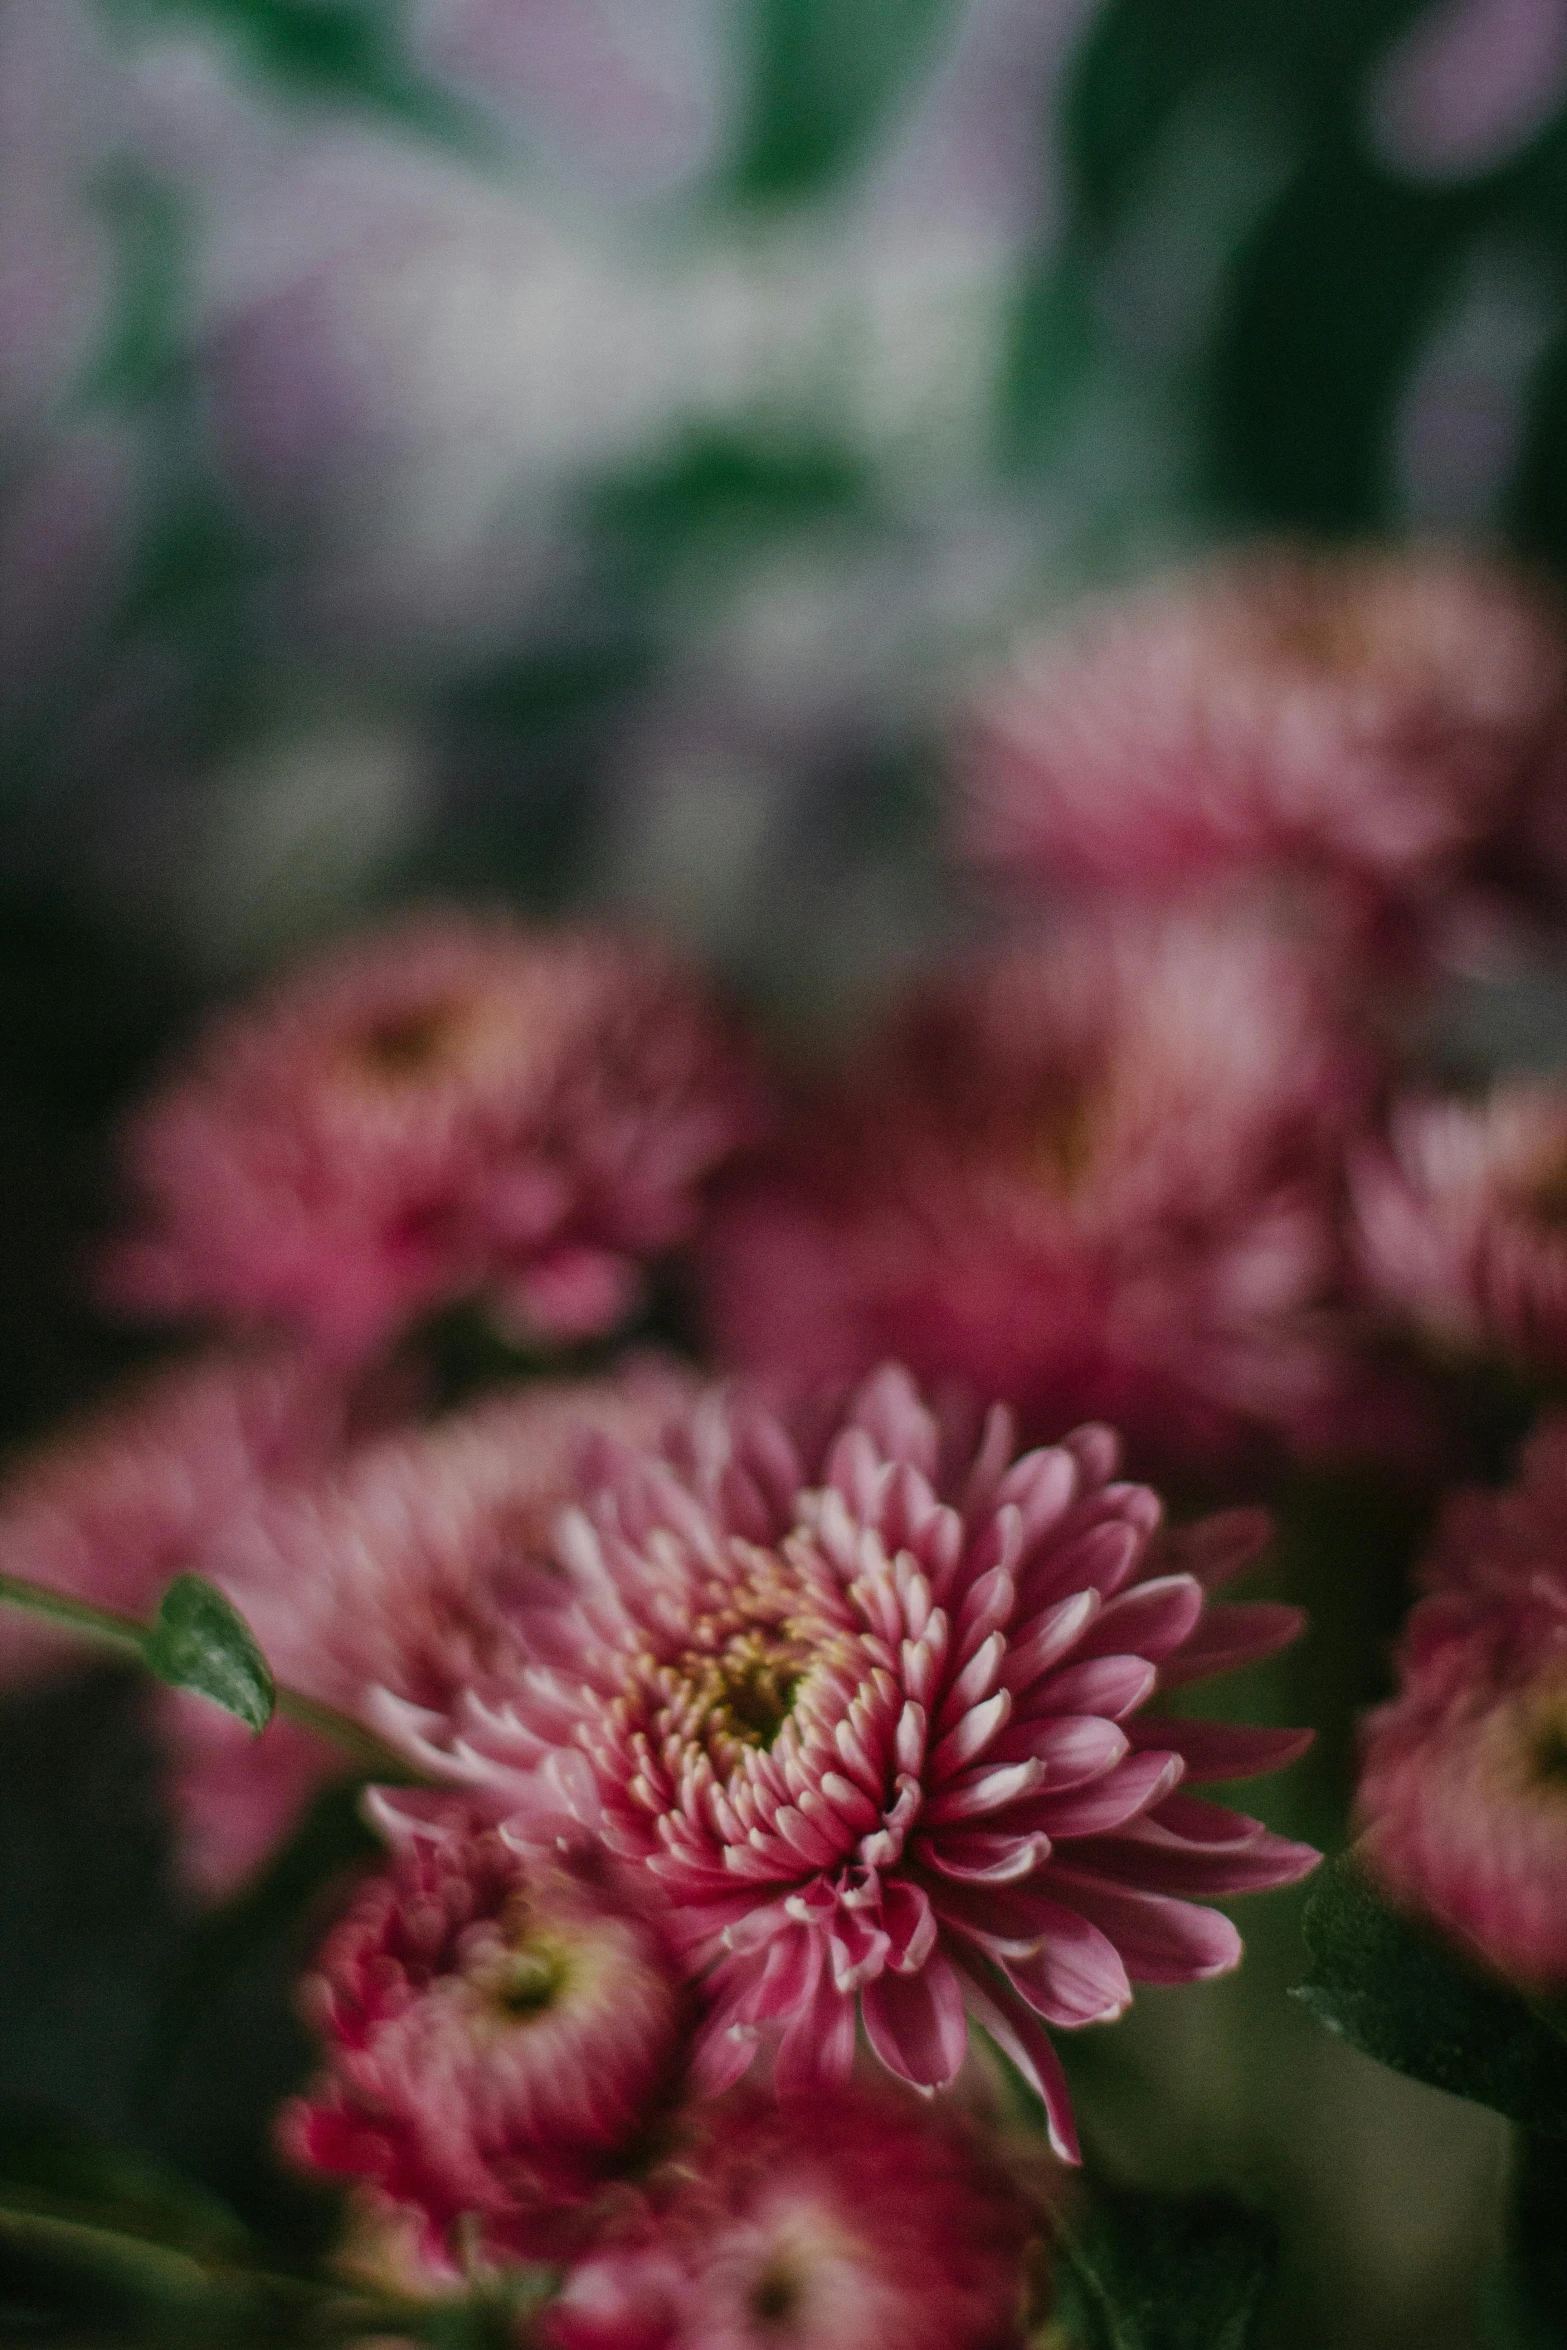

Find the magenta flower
[[958, 546, 1565, 941], [699, 912, 1414, 1488], [1351, 1077, 1567, 1377], [0, 1346, 357, 1687], [282, 1805, 697, 2273], [385, 1368, 1316, 2159], [551, 2081, 1043, 2350], [102, 910, 760, 1363], [162, 1358, 697, 1896], [1358, 1415, 1567, 1987]]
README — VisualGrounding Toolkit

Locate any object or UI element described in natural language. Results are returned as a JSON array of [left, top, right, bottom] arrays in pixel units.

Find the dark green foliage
[[105, 0, 479, 146], [1294, 1852, 1567, 2132], [728, 0, 955, 202], [144, 1576, 275, 1734], [1053, 2183, 1277, 2350]]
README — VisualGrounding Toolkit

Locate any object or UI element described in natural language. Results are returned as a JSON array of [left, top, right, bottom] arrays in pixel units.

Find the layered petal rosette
[[1351, 1077, 1567, 1376], [384, 1368, 1316, 2158], [282, 1806, 697, 2272], [1358, 1415, 1567, 1985], [102, 910, 760, 1362], [699, 912, 1416, 1487], [958, 546, 1566, 944], [551, 2080, 1043, 2350]]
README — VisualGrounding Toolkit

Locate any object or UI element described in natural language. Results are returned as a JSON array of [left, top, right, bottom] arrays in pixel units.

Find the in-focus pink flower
[[282, 1805, 696, 2273], [958, 547, 1566, 942], [1351, 1076, 1567, 1377], [101, 910, 760, 1363], [1358, 1413, 1567, 1986], [699, 912, 1413, 1489], [551, 2080, 1043, 2350], [0, 1346, 359, 1686], [163, 1357, 698, 1897], [385, 1367, 1316, 2160]]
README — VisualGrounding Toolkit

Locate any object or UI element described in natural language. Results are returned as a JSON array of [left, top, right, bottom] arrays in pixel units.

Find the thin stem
[[0, 1567, 425, 1785]]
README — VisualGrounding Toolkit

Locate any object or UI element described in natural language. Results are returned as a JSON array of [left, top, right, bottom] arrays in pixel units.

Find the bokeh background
[[7, 3, 1567, 2343]]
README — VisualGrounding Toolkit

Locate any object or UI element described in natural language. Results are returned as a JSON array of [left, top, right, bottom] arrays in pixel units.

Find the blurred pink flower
[[282, 1806, 696, 2273], [699, 912, 1409, 1488], [0, 1346, 359, 1686], [1358, 1414, 1567, 1985], [1352, 1077, 1567, 1375], [102, 910, 760, 1363], [551, 2080, 1043, 2350], [163, 1357, 698, 1897], [958, 547, 1567, 941], [387, 1366, 1315, 2160]]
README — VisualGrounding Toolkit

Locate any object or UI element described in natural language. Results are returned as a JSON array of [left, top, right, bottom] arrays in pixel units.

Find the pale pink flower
[[958, 547, 1566, 936], [699, 912, 1413, 1488], [163, 1357, 698, 1897], [281, 1805, 696, 2273], [551, 2081, 1042, 2350], [1358, 1414, 1567, 1986], [385, 1367, 1316, 2160], [1351, 1077, 1567, 1376], [102, 910, 759, 1363], [0, 1346, 358, 1686]]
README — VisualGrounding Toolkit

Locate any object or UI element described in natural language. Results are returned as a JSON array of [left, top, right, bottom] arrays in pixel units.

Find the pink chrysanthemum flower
[[281, 1805, 696, 2273], [1358, 1414, 1567, 1986], [959, 547, 1566, 937], [0, 1347, 359, 1686], [698, 912, 1413, 1488], [551, 2081, 1042, 2350], [1351, 1077, 1567, 1377], [163, 1358, 698, 1897], [385, 1367, 1316, 2159], [101, 911, 760, 1363]]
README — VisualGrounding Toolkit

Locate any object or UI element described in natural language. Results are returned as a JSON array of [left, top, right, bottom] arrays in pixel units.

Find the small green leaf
[[1054, 2184, 1276, 2350], [144, 1576, 275, 1734], [727, 0, 954, 203], [1294, 1852, 1567, 2133]]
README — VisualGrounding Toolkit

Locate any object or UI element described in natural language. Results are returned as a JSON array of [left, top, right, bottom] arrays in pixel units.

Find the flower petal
[[861, 1952, 970, 2088]]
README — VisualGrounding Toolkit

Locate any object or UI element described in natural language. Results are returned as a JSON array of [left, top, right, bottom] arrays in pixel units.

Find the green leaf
[[1053, 2184, 1276, 2350], [727, 0, 954, 203], [1202, 139, 1472, 531], [0, 2110, 250, 2265], [1293, 1852, 1567, 2133], [143, 1576, 275, 1735], [103, 0, 480, 149]]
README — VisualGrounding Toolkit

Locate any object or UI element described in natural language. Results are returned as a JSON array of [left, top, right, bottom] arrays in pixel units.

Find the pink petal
[[1160, 1507, 1272, 1590], [920, 1828, 1051, 1884], [954, 1964, 1081, 2163], [774, 1956, 859, 2096], [1029, 1714, 1129, 1788], [1072, 1816, 1319, 1897], [1026, 1751, 1182, 1839], [996, 1901, 1133, 2028], [930, 1689, 1012, 1778], [1075, 1575, 1205, 1664], [1157, 1602, 1305, 1686], [1126, 1715, 1314, 1782], [924, 1757, 1046, 1823], [1043, 1872, 1243, 1982], [861, 1951, 970, 2088], [1003, 1588, 1102, 1691], [1029, 1653, 1157, 1721]]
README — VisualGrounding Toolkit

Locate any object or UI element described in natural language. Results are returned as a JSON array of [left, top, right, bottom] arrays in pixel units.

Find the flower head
[[958, 547, 1566, 940], [162, 1357, 697, 1896], [282, 1806, 697, 2272], [1351, 1077, 1567, 1376], [1358, 1414, 1567, 1986], [102, 910, 759, 1362], [0, 1347, 357, 1686], [699, 912, 1409, 1488], [388, 1367, 1315, 2160], [552, 2081, 1043, 2350]]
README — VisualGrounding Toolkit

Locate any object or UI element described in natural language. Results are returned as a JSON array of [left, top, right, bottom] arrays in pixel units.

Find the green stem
[[0, 1568, 423, 1784], [0, 2191, 480, 2340]]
